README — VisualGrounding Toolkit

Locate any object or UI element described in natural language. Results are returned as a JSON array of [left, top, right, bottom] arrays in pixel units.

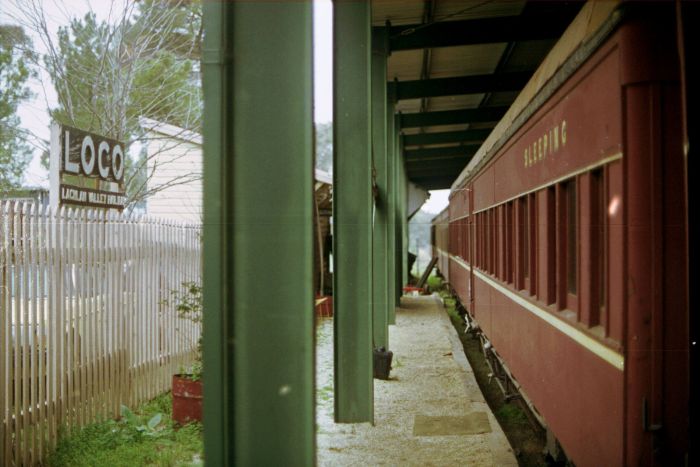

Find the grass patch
[[318, 384, 334, 403], [48, 392, 203, 467], [495, 403, 531, 428]]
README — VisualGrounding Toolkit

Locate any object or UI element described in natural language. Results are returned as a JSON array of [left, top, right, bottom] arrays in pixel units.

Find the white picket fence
[[0, 201, 202, 466]]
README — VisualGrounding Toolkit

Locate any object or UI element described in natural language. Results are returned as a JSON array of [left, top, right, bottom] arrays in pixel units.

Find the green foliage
[[495, 402, 530, 427], [441, 294, 464, 332], [133, 0, 202, 60], [48, 6, 202, 139], [48, 392, 203, 466], [130, 49, 201, 129], [49, 13, 114, 136], [315, 122, 332, 173], [120, 405, 164, 437], [408, 209, 435, 275], [0, 25, 35, 192], [426, 275, 444, 292], [165, 281, 203, 381]]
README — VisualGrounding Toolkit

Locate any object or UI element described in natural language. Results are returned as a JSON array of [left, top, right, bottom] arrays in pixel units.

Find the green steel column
[[371, 28, 389, 349], [394, 114, 403, 296], [202, 2, 229, 464], [400, 134, 409, 286], [202, 3, 314, 465], [333, 0, 374, 423], [386, 94, 397, 325]]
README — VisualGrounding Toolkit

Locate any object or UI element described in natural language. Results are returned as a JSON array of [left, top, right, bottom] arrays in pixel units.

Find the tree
[[9, 0, 202, 209], [409, 209, 435, 276], [132, 0, 202, 60], [0, 25, 35, 193], [315, 122, 333, 173]]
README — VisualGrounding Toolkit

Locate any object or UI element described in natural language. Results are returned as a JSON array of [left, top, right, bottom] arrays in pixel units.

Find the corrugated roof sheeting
[[387, 49, 424, 81], [425, 94, 484, 112], [429, 43, 507, 78], [432, 0, 524, 21], [395, 98, 423, 113], [372, 0, 425, 25]]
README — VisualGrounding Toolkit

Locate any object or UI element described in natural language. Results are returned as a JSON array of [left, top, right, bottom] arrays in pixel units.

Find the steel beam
[[202, 2, 314, 465], [404, 145, 479, 160], [406, 159, 470, 172], [371, 28, 389, 349], [403, 129, 490, 146], [409, 176, 458, 190], [389, 71, 530, 100], [407, 166, 466, 178], [400, 106, 508, 128], [382, 8, 574, 51], [333, 0, 373, 423]]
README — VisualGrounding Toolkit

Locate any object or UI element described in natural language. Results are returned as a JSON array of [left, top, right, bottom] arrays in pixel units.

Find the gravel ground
[[316, 294, 517, 466]]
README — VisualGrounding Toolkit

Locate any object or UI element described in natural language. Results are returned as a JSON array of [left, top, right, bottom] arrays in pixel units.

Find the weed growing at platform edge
[[48, 392, 203, 467], [426, 275, 444, 292], [428, 275, 548, 467]]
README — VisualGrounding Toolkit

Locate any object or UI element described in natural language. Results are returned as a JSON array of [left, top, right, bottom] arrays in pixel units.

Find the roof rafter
[[390, 71, 530, 100], [404, 145, 479, 160], [379, 3, 580, 51], [403, 128, 490, 146], [400, 106, 508, 128]]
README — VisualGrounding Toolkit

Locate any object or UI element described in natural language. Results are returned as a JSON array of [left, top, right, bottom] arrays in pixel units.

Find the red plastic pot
[[172, 374, 203, 425]]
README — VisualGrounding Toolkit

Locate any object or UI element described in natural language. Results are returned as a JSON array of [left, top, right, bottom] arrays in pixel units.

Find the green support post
[[394, 114, 404, 297], [333, 0, 374, 423], [202, 3, 314, 465], [371, 28, 389, 349], [201, 3, 228, 463], [386, 95, 396, 325], [400, 135, 409, 287]]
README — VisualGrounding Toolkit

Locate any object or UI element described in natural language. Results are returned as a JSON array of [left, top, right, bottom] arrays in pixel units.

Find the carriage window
[[593, 169, 606, 326], [528, 192, 537, 296], [489, 209, 495, 275], [505, 202, 513, 283], [523, 197, 529, 281], [565, 179, 577, 295], [457, 218, 463, 258], [486, 210, 492, 273], [479, 212, 484, 269], [484, 211, 489, 272], [495, 207, 501, 278], [463, 217, 469, 264]]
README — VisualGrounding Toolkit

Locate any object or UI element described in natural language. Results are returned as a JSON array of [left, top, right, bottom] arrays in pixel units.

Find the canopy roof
[[372, 0, 583, 189]]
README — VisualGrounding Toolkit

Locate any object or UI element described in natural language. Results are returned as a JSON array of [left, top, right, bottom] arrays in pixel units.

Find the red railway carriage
[[432, 4, 688, 466], [431, 208, 449, 281]]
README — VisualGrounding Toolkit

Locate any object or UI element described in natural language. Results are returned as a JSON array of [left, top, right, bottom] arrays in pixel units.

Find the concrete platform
[[316, 294, 517, 466]]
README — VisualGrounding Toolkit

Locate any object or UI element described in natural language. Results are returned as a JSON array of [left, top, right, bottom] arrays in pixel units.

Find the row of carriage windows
[[450, 168, 609, 331]]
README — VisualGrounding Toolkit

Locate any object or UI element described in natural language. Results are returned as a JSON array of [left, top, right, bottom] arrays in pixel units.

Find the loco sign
[[62, 126, 125, 181], [49, 123, 127, 210]]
